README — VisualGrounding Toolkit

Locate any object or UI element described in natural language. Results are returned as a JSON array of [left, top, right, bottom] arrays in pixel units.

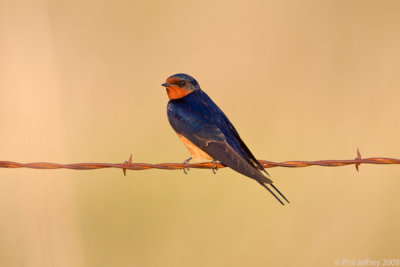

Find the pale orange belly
[[177, 134, 212, 160]]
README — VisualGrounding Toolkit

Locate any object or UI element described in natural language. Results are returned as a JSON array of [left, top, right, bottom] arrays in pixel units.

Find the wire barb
[[355, 148, 362, 171], [123, 154, 133, 176]]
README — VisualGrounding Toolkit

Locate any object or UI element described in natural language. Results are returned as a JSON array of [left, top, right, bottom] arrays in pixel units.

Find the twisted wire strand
[[1, 150, 399, 175]]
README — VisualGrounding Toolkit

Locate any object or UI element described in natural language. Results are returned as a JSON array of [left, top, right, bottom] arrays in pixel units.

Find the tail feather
[[270, 183, 290, 204], [257, 182, 285, 205], [259, 169, 290, 204]]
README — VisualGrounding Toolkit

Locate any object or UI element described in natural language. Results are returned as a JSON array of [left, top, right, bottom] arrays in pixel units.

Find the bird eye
[[176, 81, 185, 87]]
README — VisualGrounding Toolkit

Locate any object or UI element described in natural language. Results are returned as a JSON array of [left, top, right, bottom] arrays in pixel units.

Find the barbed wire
[[1, 149, 399, 175]]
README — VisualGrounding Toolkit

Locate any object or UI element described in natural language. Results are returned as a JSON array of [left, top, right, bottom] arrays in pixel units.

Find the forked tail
[[257, 182, 290, 205]]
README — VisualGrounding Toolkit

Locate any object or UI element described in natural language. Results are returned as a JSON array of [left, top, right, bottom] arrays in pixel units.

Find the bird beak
[[161, 82, 171, 87]]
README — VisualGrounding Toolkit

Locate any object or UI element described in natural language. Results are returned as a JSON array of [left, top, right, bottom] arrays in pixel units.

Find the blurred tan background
[[0, 0, 399, 266]]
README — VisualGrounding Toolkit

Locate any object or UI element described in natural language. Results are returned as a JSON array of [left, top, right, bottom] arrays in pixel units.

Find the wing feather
[[167, 90, 271, 183]]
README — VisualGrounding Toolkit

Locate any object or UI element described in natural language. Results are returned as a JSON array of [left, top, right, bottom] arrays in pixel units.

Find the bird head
[[162, 73, 200, 99]]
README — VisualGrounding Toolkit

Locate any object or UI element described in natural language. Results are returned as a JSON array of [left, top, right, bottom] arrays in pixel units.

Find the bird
[[162, 73, 289, 205]]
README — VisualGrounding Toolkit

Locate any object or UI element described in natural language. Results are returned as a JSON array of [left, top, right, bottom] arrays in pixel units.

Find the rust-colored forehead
[[166, 76, 180, 84]]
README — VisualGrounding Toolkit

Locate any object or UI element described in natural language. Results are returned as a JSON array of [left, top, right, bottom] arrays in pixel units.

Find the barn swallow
[[162, 73, 289, 205]]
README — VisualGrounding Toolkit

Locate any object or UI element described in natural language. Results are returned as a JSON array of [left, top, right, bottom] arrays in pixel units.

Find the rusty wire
[[0, 149, 399, 175]]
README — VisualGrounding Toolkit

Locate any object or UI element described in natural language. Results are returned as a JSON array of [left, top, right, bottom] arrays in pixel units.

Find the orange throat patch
[[166, 86, 192, 99], [177, 134, 212, 160]]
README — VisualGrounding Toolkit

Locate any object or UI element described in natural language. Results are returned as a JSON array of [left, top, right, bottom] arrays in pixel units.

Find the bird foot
[[212, 160, 218, 174], [183, 157, 192, 174]]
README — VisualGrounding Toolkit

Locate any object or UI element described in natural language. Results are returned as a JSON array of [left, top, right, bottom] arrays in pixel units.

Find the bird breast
[[177, 134, 213, 160]]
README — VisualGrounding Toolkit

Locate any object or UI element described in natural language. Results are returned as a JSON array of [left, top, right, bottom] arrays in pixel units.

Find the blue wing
[[167, 90, 272, 184]]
